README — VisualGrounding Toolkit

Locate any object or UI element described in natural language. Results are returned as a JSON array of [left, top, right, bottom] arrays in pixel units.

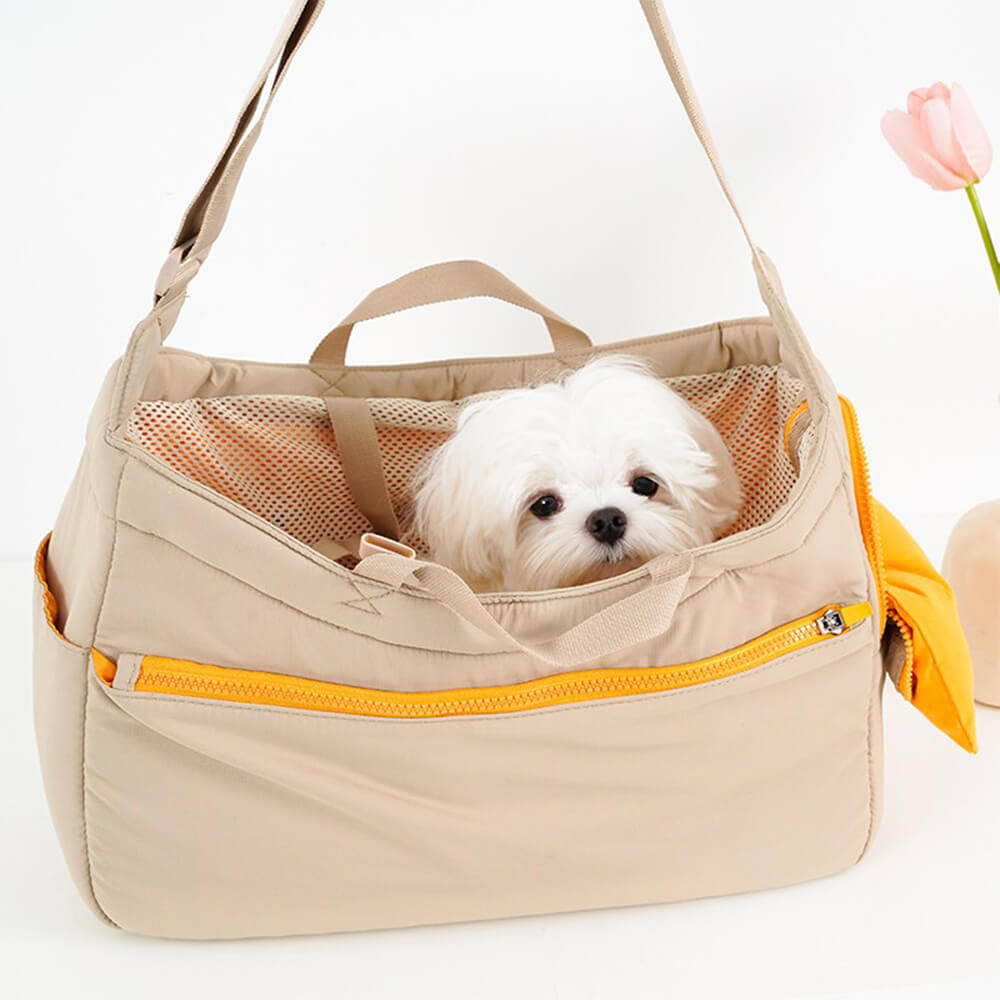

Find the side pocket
[[874, 503, 978, 753], [32, 535, 110, 924]]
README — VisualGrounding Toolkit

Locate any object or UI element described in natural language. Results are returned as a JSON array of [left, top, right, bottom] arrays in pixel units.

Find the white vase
[[943, 499, 1000, 706]]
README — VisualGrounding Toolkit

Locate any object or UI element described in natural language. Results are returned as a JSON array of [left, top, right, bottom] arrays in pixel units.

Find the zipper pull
[[816, 608, 847, 636]]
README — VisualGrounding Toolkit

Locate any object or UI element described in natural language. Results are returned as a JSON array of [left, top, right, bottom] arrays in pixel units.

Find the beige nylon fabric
[[351, 549, 694, 668], [324, 394, 402, 539], [312, 259, 593, 366], [32, 0, 887, 939], [35, 316, 884, 939], [82, 632, 879, 939]]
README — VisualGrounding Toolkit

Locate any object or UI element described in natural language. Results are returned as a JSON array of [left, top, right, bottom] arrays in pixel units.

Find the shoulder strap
[[154, 0, 326, 311], [638, 1, 757, 259], [154, 0, 766, 310], [110, 0, 827, 429]]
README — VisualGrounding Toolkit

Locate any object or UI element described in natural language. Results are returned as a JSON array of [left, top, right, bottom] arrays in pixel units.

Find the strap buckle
[[154, 239, 202, 301], [358, 533, 416, 561]]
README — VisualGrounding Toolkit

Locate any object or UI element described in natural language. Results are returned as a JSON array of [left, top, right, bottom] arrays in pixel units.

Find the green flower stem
[[965, 183, 1000, 296]]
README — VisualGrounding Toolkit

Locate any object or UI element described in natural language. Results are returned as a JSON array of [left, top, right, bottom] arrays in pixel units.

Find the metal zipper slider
[[816, 609, 847, 636]]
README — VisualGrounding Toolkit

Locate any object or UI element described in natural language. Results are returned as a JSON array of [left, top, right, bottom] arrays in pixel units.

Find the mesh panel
[[127, 364, 810, 556], [668, 366, 806, 537], [127, 395, 370, 547]]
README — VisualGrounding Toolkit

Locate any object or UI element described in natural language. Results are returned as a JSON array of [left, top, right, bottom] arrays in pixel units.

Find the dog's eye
[[528, 494, 562, 518], [631, 475, 659, 497]]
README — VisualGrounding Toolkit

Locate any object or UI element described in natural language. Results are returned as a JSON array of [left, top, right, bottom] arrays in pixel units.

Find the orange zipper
[[94, 602, 871, 719], [785, 397, 886, 630], [886, 607, 916, 701], [838, 397, 887, 630]]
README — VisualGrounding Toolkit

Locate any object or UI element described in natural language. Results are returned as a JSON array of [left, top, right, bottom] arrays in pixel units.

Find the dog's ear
[[674, 410, 743, 534], [412, 425, 520, 588]]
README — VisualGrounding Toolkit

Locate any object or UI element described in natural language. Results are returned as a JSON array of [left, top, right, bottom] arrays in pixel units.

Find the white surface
[[3, 0, 1000, 996]]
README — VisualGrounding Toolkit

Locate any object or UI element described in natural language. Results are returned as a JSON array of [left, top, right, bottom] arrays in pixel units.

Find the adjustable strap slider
[[154, 239, 202, 301], [358, 533, 416, 561]]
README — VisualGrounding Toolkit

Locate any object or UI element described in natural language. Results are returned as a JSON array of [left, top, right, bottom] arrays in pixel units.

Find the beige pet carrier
[[33, 0, 975, 939]]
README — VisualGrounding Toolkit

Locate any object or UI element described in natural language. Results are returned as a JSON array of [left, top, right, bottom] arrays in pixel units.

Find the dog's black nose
[[586, 507, 627, 545]]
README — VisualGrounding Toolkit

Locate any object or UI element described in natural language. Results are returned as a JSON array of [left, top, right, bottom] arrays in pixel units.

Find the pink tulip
[[882, 82, 999, 295], [881, 82, 992, 191]]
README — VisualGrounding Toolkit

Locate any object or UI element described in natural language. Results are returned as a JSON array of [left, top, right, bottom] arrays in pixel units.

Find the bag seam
[[80, 655, 117, 927], [856, 632, 881, 865], [114, 314, 161, 430], [78, 440, 132, 929], [301, 319, 769, 382]]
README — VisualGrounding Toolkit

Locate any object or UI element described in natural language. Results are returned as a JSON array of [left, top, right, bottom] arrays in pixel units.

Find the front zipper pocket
[[93, 601, 872, 719]]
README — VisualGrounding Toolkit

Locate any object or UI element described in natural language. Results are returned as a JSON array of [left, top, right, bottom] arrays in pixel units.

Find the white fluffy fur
[[413, 356, 742, 592]]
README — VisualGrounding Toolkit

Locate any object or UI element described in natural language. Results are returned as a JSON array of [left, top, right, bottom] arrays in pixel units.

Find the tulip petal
[[950, 83, 993, 182], [908, 88, 931, 116], [921, 98, 976, 180], [881, 110, 968, 191], [928, 81, 952, 101]]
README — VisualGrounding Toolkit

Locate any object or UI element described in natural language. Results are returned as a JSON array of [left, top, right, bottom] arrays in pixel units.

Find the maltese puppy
[[413, 356, 742, 592]]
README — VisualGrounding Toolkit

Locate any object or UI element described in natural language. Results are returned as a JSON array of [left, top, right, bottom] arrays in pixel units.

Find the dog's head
[[413, 356, 742, 591]]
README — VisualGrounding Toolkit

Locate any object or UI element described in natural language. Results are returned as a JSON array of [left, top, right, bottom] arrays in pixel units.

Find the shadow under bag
[[33, 0, 976, 939]]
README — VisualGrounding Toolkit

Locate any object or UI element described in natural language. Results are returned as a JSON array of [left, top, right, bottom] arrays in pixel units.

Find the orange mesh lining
[[34, 534, 79, 645], [127, 395, 370, 547], [126, 364, 810, 556]]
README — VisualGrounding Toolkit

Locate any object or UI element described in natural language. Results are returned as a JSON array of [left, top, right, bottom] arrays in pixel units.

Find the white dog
[[413, 356, 742, 592]]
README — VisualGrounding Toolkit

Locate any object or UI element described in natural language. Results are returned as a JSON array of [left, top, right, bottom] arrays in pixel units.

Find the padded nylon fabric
[[27, 0, 964, 940], [876, 500, 978, 752]]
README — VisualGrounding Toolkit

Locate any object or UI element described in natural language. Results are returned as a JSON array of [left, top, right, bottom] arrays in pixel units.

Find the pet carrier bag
[[33, 0, 976, 939]]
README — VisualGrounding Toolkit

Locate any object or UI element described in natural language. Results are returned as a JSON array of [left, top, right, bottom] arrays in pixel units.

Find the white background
[[3, 1, 1000, 997]]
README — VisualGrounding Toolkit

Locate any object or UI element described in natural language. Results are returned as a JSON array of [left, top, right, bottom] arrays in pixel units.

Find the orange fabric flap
[[875, 500, 977, 753]]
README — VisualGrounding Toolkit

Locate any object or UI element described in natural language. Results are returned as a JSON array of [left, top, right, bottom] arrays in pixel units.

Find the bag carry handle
[[111, 0, 827, 429], [354, 548, 694, 668], [311, 259, 593, 366]]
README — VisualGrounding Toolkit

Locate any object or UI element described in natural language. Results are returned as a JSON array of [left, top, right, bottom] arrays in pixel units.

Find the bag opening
[[125, 360, 814, 561]]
